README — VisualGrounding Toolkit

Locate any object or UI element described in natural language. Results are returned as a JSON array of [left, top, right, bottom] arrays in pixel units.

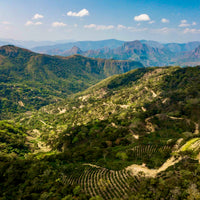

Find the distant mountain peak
[[70, 46, 82, 54], [62, 46, 83, 56], [121, 40, 151, 52], [124, 40, 144, 48], [191, 45, 200, 59], [194, 45, 200, 53]]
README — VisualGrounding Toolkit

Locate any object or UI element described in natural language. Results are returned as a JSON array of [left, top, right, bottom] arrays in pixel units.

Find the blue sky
[[0, 0, 200, 42]]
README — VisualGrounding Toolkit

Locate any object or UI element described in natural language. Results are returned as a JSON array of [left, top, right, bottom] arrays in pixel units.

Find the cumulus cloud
[[179, 19, 190, 27], [134, 14, 150, 21], [25, 13, 43, 26], [178, 19, 197, 27], [25, 21, 33, 26], [149, 20, 155, 24], [159, 27, 170, 33], [153, 27, 172, 34], [161, 18, 169, 23], [52, 22, 67, 27], [67, 9, 89, 17], [184, 28, 200, 34], [181, 20, 187, 24], [35, 22, 42, 25], [84, 24, 96, 28], [96, 25, 114, 30], [84, 24, 114, 30], [32, 13, 44, 20], [25, 20, 42, 26], [179, 20, 197, 27], [117, 24, 126, 29], [179, 24, 190, 27]]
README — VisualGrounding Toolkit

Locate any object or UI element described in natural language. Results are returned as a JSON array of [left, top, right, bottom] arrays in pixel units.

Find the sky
[[0, 0, 200, 43]]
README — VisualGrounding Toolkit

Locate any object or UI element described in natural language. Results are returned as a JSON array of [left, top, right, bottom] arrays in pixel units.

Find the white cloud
[[25, 13, 43, 26], [149, 20, 155, 24], [96, 25, 114, 30], [161, 18, 169, 23], [84, 24, 114, 30], [153, 27, 172, 34], [179, 19, 190, 27], [67, 9, 89, 17], [35, 22, 42, 25], [179, 23, 190, 27], [32, 13, 44, 20], [179, 20, 197, 28], [117, 24, 126, 29], [181, 19, 187, 24], [25, 21, 33, 26], [134, 14, 150, 21], [52, 22, 67, 27], [183, 28, 200, 34], [84, 24, 96, 28], [25, 20, 42, 26], [159, 27, 170, 33]]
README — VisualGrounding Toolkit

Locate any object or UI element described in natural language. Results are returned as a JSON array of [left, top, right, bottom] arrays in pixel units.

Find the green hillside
[[18, 66, 200, 167], [0, 120, 30, 156], [1, 66, 199, 199], [0, 45, 143, 119]]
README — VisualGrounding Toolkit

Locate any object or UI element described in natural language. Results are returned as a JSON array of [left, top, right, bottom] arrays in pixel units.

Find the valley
[[1, 0, 200, 199], [0, 49, 200, 199]]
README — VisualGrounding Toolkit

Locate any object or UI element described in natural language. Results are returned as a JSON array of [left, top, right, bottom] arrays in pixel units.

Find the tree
[[116, 152, 128, 161]]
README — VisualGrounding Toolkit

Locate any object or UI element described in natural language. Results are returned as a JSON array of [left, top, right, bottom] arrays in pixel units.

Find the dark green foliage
[[0, 45, 143, 119], [130, 159, 200, 199], [0, 121, 29, 156], [1, 65, 200, 199], [107, 67, 151, 89], [0, 156, 89, 199]]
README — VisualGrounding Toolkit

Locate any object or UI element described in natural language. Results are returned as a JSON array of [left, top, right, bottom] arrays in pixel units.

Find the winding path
[[126, 155, 182, 178]]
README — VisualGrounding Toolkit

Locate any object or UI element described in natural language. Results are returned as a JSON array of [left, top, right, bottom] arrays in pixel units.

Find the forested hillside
[[0, 45, 143, 119], [1, 66, 200, 199]]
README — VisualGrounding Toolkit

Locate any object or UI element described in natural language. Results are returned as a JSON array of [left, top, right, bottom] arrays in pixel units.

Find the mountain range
[[1, 38, 200, 66], [31, 39, 200, 67], [32, 39, 124, 53]]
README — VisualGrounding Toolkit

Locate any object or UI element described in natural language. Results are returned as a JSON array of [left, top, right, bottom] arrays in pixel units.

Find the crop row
[[131, 145, 171, 158], [62, 166, 141, 199]]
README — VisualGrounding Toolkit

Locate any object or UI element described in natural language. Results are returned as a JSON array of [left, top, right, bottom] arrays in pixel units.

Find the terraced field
[[61, 165, 141, 199], [131, 145, 172, 158], [58, 145, 173, 199]]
